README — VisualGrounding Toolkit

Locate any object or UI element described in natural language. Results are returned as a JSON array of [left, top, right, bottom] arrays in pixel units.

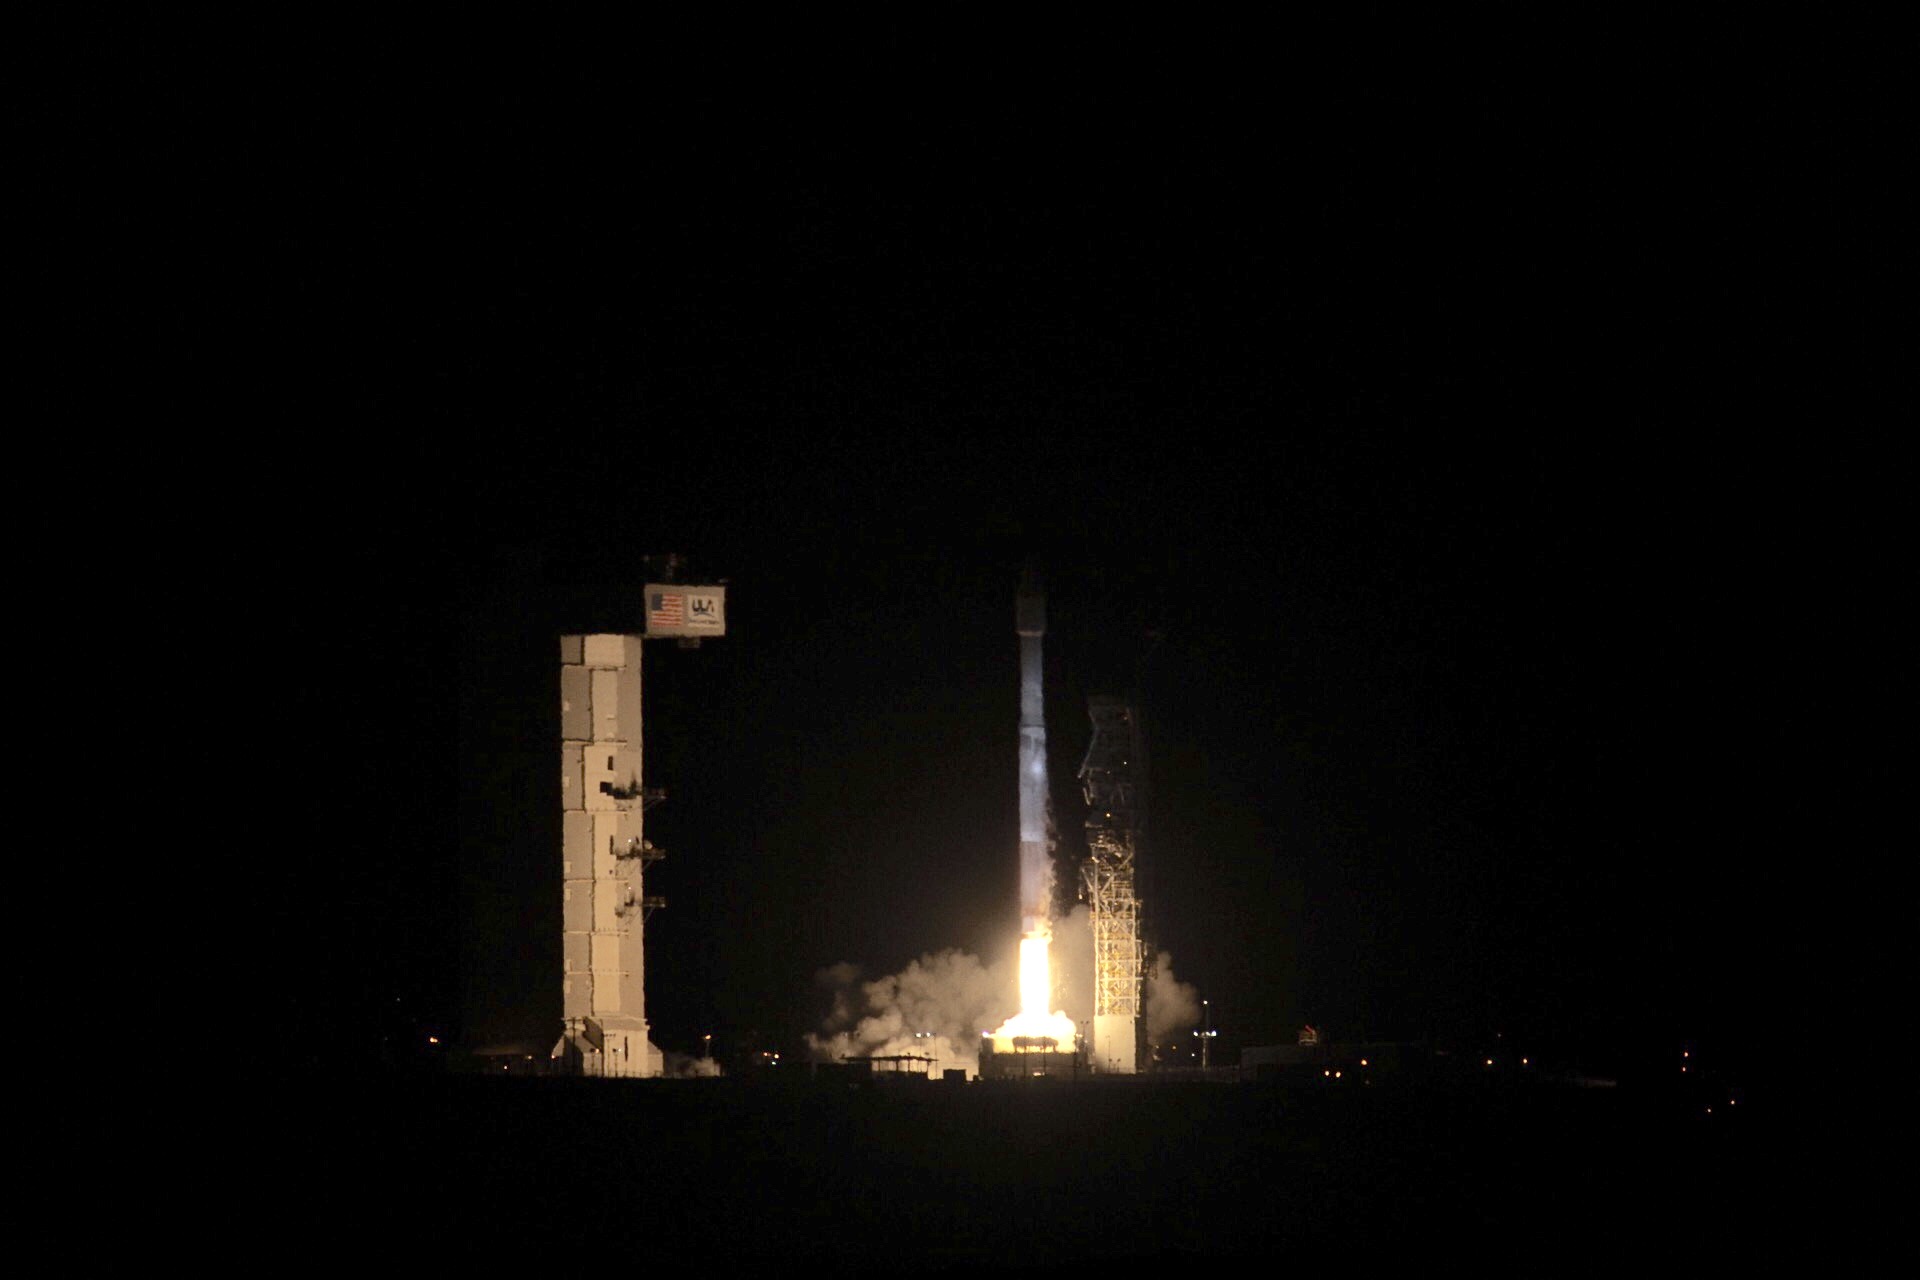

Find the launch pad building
[[553, 634, 663, 1077], [549, 580, 724, 1078]]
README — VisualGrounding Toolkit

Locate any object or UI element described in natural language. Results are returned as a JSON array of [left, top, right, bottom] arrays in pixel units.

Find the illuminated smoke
[[809, 906, 1098, 1076], [1144, 950, 1200, 1041], [809, 949, 1016, 1078], [662, 1051, 722, 1078], [986, 923, 1078, 1050], [811, 908, 1199, 1075], [1051, 903, 1093, 1019]]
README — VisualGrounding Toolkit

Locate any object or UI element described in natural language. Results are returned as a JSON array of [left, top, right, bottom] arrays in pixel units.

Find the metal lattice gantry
[[1080, 696, 1146, 1070]]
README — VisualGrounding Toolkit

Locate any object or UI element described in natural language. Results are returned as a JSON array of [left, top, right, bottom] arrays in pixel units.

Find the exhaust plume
[[809, 907, 1114, 1076], [1145, 950, 1201, 1042], [809, 948, 1015, 1078]]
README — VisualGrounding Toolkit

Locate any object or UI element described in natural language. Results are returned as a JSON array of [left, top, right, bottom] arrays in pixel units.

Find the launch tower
[[551, 579, 726, 1078], [553, 634, 664, 1077], [1080, 696, 1146, 1074]]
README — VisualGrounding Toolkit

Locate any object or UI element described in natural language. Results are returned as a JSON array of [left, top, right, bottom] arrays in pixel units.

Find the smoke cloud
[[808, 906, 1121, 1077], [1052, 903, 1093, 1022], [1145, 950, 1201, 1042], [662, 1051, 722, 1078], [809, 947, 1015, 1078]]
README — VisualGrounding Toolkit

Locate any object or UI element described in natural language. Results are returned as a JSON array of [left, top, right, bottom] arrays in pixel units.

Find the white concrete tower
[[552, 634, 664, 1077]]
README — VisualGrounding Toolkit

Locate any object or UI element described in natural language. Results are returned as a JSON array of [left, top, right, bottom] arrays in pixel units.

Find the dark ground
[[223, 1070, 1810, 1267]]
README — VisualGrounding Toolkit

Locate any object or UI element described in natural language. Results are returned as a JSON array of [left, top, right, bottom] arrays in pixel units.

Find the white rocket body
[[1016, 570, 1049, 935]]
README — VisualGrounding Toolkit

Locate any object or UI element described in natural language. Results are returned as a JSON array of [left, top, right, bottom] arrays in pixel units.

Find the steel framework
[[1080, 696, 1145, 1068]]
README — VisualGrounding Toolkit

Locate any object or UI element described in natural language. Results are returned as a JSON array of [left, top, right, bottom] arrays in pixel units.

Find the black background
[[131, 18, 1893, 1099]]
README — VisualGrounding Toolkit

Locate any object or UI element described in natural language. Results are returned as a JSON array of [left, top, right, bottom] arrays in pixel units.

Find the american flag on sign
[[648, 592, 685, 628]]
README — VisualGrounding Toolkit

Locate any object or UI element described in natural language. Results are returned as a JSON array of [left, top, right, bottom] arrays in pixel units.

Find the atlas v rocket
[[1016, 566, 1050, 935]]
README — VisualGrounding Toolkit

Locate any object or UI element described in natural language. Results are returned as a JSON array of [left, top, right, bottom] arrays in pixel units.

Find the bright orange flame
[[987, 927, 1077, 1051], [1019, 933, 1050, 1014]]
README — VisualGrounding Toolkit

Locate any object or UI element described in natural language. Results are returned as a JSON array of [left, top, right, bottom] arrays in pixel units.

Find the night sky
[[180, 26, 1886, 1095]]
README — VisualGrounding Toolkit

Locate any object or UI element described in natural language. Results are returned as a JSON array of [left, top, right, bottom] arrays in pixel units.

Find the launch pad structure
[[979, 1036, 1085, 1081], [1080, 696, 1146, 1074], [551, 579, 726, 1079], [553, 634, 665, 1077]]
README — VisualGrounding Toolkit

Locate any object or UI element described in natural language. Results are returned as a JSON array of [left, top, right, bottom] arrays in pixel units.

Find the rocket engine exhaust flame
[[987, 925, 1078, 1050], [1019, 932, 1049, 1016], [807, 904, 1201, 1075]]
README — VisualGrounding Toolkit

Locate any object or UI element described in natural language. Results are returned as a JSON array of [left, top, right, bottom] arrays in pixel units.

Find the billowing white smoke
[[809, 949, 1016, 1078], [663, 1051, 722, 1078], [1145, 950, 1201, 1043], [810, 906, 1113, 1077], [1052, 904, 1093, 1022]]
